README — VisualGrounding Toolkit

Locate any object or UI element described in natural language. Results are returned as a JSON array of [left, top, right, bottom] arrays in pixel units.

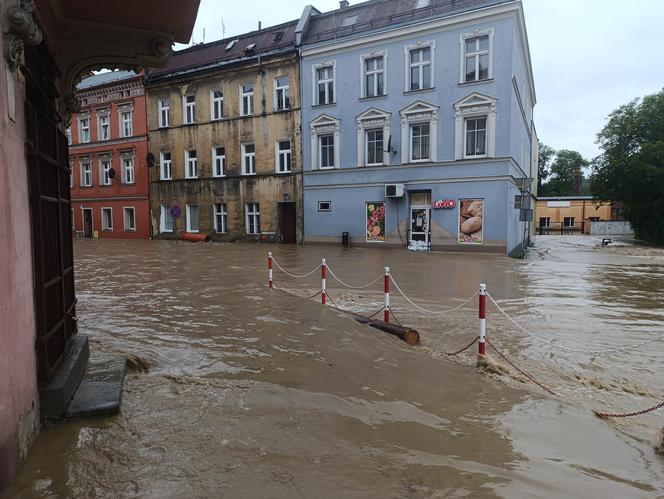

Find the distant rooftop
[[76, 70, 140, 91], [301, 0, 512, 45], [147, 20, 298, 82]]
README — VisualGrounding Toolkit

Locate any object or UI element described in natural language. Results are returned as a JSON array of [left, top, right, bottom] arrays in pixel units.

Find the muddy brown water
[[5, 236, 664, 498]]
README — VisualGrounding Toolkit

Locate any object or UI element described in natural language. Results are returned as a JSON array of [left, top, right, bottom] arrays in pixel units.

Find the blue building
[[296, 0, 537, 256]]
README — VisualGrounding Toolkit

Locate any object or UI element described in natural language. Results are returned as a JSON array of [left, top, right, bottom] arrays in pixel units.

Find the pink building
[[0, 0, 198, 489]]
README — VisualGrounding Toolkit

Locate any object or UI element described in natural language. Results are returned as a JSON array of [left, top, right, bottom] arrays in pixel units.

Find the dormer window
[[225, 39, 238, 50], [245, 43, 256, 52], [341, 15, 358, 27], [415, 0, 430, 8]]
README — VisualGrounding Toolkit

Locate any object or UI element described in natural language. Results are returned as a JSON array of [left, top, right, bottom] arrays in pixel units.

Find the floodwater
[[5, 236, 664, 498]]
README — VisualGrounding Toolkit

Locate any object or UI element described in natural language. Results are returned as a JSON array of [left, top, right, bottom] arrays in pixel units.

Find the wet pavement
[[5, 235, 664, 498]]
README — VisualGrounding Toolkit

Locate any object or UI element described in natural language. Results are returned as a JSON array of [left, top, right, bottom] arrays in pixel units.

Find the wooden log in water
[[354, 317, 420, 345]]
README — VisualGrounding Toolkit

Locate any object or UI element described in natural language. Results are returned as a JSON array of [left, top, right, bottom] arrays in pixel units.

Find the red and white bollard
[[384, 267, 390, 323], [478, 283, 487, 356], [321, 258, 327, 305], [268, 252, 273, 289]]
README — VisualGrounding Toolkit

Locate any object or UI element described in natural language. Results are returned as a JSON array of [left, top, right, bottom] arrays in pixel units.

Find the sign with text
[[433, 199, 456, 209]]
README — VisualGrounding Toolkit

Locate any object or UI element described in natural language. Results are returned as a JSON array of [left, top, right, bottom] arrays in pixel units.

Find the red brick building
[[69, 71, 150, 239]]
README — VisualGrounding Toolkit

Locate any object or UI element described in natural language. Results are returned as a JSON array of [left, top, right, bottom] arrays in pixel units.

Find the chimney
[[573, 163, 581, 196], [258, 21, 262, 30], [340, 0, 349, 8]]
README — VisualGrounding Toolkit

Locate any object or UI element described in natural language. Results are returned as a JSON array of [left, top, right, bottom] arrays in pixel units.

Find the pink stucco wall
[[0, 32, 41, 488]]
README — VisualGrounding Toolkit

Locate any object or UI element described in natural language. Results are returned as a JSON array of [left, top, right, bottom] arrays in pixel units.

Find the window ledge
[[403, 87, 435, 95], [184, 177, 199, 180], [359, 94, 387, 101], [312, 103, 336, 108], [458, 78, 494, 86]]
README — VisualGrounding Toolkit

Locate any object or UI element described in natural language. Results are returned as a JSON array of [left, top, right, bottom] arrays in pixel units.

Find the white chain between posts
[[389, 274, 479, 315], [326, 265, 383, 290], [486, 292, 664, 356], [271, 257, 321, 279]]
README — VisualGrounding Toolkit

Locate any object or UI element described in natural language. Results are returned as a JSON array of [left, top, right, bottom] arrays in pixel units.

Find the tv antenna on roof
[[221, 17, 226, 38]]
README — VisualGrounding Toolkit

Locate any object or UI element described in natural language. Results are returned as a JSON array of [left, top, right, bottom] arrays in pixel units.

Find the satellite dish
[[383, 135, 397, 155], [108, 167, 116, 179]]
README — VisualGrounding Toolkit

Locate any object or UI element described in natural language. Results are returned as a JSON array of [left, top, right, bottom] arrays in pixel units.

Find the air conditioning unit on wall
[[385, 183, 405, 198]]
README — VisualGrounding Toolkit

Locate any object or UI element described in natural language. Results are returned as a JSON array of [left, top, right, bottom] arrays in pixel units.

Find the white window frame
[[123, 207, 136, 232], [275, 139, 292, 174], [101, 207, 113, 231], [356, 107, 391, 167], [160, 151, 172, 180], [66, 127, 72, 145], [210, 89, 224, 121], [453, 92, 497, 160], [312, 61, 336, 106], [78, 115, 90, 143], [241, 143, 256, 175], [360, 51, 387, 99], [160, 205, 174, 233], [212, 146, 226, 177], [240, 84, 254, 116], [463, 116, 488, 159], [399, 100, 439, 163], [69, 160, 73, 188], [158, 97, 170, 128], [274, 76, 290, 111], [99, 157, 112, 186], [564, 216, 575, 228], [80, 159, 92, 186], [121, 156, 135, 184], [97, 112, 110, 141], [365, 129, 385, 166], [186, 203, 199, 233], [185, 149, 198, 179], [119, 107, 133, 138], [319, 135, 335, 169], [309, 114, 340, 170], [245, 202, 260, 235], [183, 94, 196, 124], [404, 41, 435, 92], [539, 217, 550, 228], [459, 28, 494, 84], [318, 201, 331, 212], [409, 123, 430, 163], [213, 202, 227, 233]]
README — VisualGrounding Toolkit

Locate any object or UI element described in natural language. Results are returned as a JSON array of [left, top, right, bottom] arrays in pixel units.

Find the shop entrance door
[[410, 205, 430, 244]]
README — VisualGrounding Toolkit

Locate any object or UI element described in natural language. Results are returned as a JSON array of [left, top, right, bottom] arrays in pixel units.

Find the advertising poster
[[366, 202, 386, 241], [458, 199, 484, 244]]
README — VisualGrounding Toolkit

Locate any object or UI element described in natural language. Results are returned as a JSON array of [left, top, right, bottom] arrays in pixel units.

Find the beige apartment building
[[145, 21, 302, 243]]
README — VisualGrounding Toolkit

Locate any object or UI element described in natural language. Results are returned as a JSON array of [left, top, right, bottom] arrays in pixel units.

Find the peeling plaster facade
[[146, 49, 303, 243]]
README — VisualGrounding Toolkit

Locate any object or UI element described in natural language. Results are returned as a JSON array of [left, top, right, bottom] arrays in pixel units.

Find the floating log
[[355, 317, 420, 345], [180, 232, 211, 242]]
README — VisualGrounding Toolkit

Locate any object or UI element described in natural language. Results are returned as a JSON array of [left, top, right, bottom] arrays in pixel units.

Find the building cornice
[[69, 135, 148, 152]]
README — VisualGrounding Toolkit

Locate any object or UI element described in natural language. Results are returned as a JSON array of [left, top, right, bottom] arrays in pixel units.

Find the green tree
[[541, 149, 589, 196], [537, 142, 555, 193], [591, 89, 664, 244]]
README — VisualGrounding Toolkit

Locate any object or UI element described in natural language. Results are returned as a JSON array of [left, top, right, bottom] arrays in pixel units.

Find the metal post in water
[[479, 283, 487, 356], [268, 252, 273, 288], [321, 258, 327, 305], [384, 266, 390, 323]]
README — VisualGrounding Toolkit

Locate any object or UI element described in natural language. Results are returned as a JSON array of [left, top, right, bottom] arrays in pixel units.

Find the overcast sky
[[177, 0, 664, 161]]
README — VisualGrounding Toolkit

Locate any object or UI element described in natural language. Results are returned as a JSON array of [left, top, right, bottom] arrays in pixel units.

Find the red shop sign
[[433, 199, 456, 209]]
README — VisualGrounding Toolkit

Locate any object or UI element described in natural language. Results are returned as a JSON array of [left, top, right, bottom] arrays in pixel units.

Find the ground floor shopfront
[[71, 198, 150, 239], [303, 159, 531, 257], [150, 175, 302, 243]]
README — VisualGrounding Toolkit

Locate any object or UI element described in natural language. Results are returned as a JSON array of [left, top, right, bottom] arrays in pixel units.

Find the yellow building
[[535, 196, 620, 234], [146, 21, 302, 243]]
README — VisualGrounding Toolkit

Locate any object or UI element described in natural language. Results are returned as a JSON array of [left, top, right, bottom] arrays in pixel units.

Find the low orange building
[[535, 196, 621, 234], [69, 71, 150, 239]]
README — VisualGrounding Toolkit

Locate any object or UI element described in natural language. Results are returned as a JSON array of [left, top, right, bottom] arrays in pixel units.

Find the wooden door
[[24, 43, 77, 382], [83, 209, 93, 238], [278, 202, 296, 244]]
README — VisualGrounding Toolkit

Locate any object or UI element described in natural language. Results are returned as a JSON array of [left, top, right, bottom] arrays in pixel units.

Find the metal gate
[[24, 43, 77, 382]]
